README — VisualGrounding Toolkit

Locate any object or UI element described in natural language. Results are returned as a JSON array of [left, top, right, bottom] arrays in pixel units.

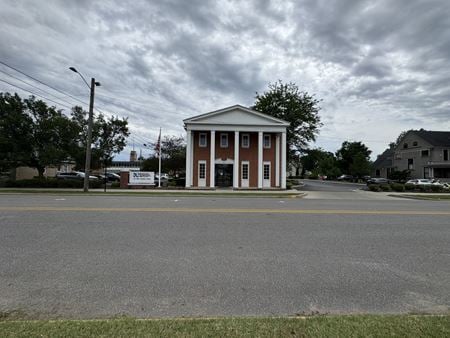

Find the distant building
[[184, 105, 289, 189], [130, 150, 137, 162], [373, 130, 450, 181]]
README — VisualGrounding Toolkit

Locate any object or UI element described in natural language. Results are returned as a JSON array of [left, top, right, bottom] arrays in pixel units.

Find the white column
[[275, 134, 280, 187], [258, 131, 263, 189], [234, 131, 239, 188], [210, 130, 215, 188], [281, 131, 287, 189], [185, 130, 192, 187]]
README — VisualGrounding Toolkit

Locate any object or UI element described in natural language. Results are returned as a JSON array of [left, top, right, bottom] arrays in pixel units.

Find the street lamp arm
[[69, 67, 91, 89]]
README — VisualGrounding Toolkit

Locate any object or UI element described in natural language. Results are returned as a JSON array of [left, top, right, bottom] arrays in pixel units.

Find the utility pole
[[83, 78, 96, 192], [69, 67, 100, 193]]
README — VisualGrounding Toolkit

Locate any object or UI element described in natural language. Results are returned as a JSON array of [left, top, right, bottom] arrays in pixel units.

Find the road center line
[[0, 206, 449, 215]]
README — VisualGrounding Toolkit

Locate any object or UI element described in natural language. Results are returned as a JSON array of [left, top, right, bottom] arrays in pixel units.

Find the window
[[220, 133, 228, 148], [413, 141, 418, 146], [263, 134, 271, 149], [263, 163, 270, 180], [408, 158, 414, 170], [199, 162, 206, 179], [241, 134, 250, 148], [242, 162, 249, 180], [199, 133, 207, 147], [403, 143, 408, 149], [421, 150, 429, 157], [444, 149, 449, 161]]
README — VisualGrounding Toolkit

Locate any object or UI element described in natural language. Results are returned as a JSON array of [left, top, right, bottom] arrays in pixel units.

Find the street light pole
[[69, 67, 100, 193], [84, 78, 96, 192]]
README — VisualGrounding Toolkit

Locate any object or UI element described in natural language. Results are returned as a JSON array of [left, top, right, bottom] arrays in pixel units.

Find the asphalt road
[[0, 193, 449, 318], [299, 179, 366, 192]]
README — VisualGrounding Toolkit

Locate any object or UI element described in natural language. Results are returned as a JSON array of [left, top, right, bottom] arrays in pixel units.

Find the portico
[[184, 105, 289, 189]]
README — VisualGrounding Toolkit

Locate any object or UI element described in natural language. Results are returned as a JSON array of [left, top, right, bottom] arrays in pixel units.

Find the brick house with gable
[[183, 105, 289, 189]]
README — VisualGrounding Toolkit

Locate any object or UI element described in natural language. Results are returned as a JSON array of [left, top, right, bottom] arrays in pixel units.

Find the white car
[[406, 179, 433, 186]]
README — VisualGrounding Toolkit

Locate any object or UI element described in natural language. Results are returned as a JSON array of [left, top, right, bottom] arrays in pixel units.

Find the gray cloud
[[0, 0, 449, 160]]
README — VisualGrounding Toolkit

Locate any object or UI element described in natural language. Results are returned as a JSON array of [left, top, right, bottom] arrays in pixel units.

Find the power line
[[0, 78, 73, 110], [0, 60, 89, 106], [0, 68, 81, 108]]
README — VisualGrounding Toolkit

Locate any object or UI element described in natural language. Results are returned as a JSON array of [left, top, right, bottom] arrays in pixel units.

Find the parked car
[[367, 177, 390, 185], [406, 179, 434, 186], [105, 172, 120, 182], [337, 174, 353, 181], [56, 171, 98, 181]]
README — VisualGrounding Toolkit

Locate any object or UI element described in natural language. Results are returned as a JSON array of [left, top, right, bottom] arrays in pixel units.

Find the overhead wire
[[0, 60, 89, 106], [0, 68, 82, 108], [0, 78, 74, 110]]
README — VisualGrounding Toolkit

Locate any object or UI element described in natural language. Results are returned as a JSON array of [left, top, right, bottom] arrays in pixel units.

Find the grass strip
[[0, 315, 449, 337], [391, 194, 450, 201]]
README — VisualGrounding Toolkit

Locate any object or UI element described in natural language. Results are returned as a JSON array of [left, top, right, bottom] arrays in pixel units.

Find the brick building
[[184, 105, 289, 189]]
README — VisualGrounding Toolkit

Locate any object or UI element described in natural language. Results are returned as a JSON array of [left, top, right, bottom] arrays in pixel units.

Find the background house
[[373, 130, 450, 181]]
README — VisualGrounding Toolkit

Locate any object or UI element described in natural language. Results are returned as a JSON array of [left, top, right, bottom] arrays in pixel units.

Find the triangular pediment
[[184, 105, 289, 126]]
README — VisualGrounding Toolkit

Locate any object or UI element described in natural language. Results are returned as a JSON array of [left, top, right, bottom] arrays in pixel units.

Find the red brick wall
[[215, 132, 234, 160], [239, 132, 259, 188], [120, 171, 129, 188], [192, 131, 210, 187], [263, 133, 277, 187]]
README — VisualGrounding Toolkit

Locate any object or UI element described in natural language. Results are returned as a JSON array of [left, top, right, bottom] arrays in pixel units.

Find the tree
[[70, 106, 129, 170], [0, 93, 33, 172], [141, 135, 186, 176], [336, 141, 372, 177], [24, 96, 79, 177], [253, 81, 322, 160], [300, 148, 341, 178]]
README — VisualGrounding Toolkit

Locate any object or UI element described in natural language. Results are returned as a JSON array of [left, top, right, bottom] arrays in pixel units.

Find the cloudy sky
[[1, 0, 449, 160]]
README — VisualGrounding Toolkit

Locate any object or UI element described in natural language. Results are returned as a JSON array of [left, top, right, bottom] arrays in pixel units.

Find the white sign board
[[129, 171, 155, 185]]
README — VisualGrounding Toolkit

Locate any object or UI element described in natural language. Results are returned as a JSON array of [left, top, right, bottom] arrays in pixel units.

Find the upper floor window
[[403, 143, 408, 149], [199, 133, 207, 147], [263, 134, 271, 149], [241, 134, 250, 148], [220, 133, 228, 148], [413, 141, 418, 146], [421, 150, 429, 157], [408, 158, 414, 169], [444, 149, 449, 161]]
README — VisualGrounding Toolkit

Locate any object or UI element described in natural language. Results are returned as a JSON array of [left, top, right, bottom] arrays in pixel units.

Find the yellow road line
[[0, 206, 449, 215]]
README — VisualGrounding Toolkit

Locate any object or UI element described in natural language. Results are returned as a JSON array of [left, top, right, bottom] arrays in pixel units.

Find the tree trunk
[[37, 166, 45, 178]]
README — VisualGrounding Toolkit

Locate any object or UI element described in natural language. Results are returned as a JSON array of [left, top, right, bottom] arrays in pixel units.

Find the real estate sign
[[129, 171, 155, 185]]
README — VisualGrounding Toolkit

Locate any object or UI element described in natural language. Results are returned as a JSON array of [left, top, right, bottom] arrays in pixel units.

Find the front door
[[215, 164, 233, 187]]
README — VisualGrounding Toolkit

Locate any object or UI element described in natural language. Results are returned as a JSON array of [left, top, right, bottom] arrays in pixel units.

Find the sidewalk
[[0, 187, 303, 197]]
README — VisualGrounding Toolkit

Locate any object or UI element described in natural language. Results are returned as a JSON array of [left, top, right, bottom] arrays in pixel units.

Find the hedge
[[4, 178, 103, 189]]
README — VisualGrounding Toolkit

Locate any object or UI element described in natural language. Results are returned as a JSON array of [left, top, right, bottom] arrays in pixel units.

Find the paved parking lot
[[0, 193, 449, 318]]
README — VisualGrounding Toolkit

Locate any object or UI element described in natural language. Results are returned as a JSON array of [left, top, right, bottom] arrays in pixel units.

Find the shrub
[[405, 184, 415, 191], [430, 185, 443, 193], [418, 185, 432, 193], [286, 181, 293, 190], [174, 177, 186, 187], [380, 184, 391, 191], [390, 183, 405, 192], [110, 182, 120, 188], [4, 178, 102, 189], [368, 184, 381, 192]]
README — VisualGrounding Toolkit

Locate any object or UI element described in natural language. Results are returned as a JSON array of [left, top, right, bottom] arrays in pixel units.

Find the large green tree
[[24, 96, 79, 177], [336, 141, 372, 177], [300, 148, 341, 178], [0, 93, 33, 172], [70, 106, 129, 170], [253, 81, 322, 159], [141, 135, 186, 176]]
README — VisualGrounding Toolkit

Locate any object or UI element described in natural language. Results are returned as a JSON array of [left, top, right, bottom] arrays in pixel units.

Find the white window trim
[[241, 133, 250, 148], [199, 133, 207, 147], [220, 133, 228, 148], [263, 134, 271, 149], [263, 161, 271, 180]]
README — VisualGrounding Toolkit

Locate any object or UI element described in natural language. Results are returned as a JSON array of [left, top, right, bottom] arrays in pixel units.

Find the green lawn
[[1, 315, 449, 337], [399, 194, 450, 201]]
